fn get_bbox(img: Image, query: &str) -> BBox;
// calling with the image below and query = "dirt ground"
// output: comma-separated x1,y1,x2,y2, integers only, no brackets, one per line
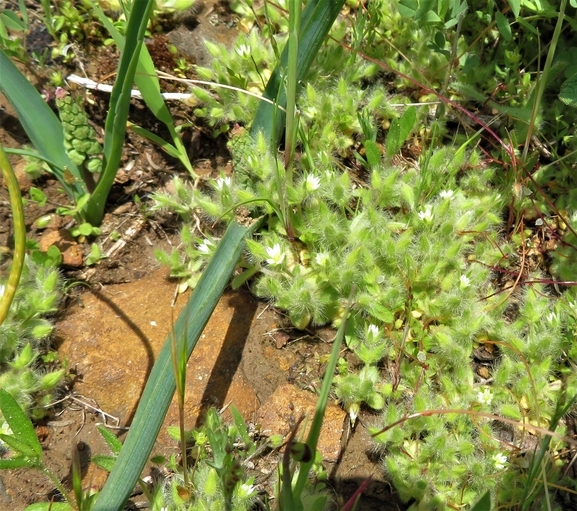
0,1,404,510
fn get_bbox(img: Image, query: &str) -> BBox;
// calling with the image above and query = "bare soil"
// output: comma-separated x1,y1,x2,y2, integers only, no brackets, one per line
0,1,403,510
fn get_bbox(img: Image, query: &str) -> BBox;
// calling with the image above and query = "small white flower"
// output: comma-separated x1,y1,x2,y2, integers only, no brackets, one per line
492,452,508,470
265,244,285,266
303,106,318,119
439,189,455,200
238,481,256,498
477,387,493,406
305,174,321,192
235,44,251,59
459,274,471,289
315,252,330,266
546,311,559,324
197,238,215,254
0,284,5,298
214,176,232,190
366,324,380,343
417,205,433,223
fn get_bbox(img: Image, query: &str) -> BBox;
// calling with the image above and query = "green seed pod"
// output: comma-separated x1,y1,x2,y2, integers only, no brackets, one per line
40,369,65,390
86,158,102,173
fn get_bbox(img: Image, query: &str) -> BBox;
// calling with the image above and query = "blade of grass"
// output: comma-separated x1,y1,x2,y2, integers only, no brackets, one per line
92,221,251,511
251,0,346,145
0,144,26,326
89,0,196,177
84,0,155,226
0,50,85,198
292,287,355,501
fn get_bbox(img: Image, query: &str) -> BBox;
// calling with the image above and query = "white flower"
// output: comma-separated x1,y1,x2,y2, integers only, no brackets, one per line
492,452,508,470
305,174,321,192
303,106,318,119
237,481,256,498
214,176,232,190
197,239,214,254
0,422,13,446
546,311,559,324
459,274,471,289
439,189,455,200
235,44,251,59
366,324,380,343
477,387,493,406
0,284,5,298
417,205,433,223
265,244,285,266
315,252,330,266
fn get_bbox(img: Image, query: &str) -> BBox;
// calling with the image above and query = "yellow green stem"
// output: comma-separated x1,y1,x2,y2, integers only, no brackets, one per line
0,144,26,326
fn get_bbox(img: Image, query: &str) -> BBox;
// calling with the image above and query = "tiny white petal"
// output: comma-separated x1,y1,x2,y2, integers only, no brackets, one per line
214,176,232,190
439,189,455,200
460,274,471,289
477,388,493,405
315,252,330,266
492,452,508,470
305,174,321,192
417,205,433,223
235,44,251,59
265,244,285,266
197,239,214,254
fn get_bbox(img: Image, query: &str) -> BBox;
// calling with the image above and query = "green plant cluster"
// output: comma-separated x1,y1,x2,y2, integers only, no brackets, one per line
150,4,577,507
0,255,64,424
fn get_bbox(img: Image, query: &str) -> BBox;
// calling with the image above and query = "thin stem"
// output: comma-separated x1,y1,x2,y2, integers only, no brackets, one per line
521,0,568,164
0,145,26,327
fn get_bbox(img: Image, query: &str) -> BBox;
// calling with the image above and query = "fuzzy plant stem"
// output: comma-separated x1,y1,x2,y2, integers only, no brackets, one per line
0,144,26,326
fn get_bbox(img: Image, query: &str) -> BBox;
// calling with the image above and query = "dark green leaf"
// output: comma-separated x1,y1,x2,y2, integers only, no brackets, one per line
495,11,512,41
0,50,84,198
471,490,491,511
509,0,520,17
560,73,577,107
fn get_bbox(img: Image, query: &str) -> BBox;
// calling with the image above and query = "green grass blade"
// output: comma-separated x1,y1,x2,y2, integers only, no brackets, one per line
0,50,85,198
0,389,42,461
92,221,250,511
293,288,354,499
128,123,182,159
0,144,26,327
251,0,346,145
90,0,195,177
84,0,155,226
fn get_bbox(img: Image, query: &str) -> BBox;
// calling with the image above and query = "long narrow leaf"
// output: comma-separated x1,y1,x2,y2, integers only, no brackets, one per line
92,221,250,511
0,50,85,198
85,0,155,226
251,0,346,145
90,0,195,176
293,288,354,498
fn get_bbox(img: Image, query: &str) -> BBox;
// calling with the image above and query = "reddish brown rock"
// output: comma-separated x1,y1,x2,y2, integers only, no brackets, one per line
256,383,346,462
55,269,260,447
